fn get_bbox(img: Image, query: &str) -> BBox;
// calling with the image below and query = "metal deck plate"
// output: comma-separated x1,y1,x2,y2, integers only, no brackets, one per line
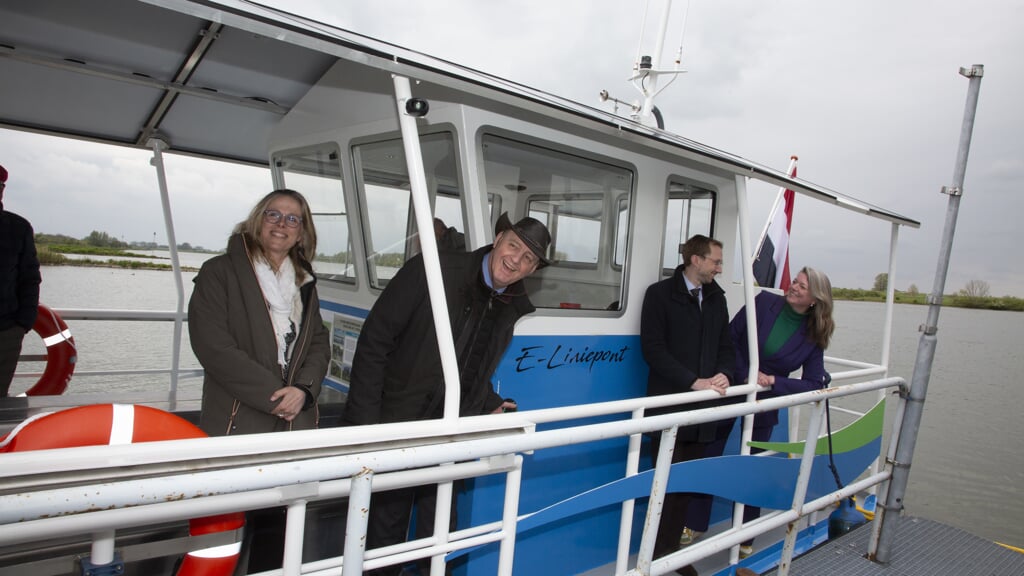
761,516,1024,576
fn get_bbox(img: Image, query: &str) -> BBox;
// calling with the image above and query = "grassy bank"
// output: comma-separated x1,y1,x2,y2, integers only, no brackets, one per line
37,245,199,272
833,288,1024,312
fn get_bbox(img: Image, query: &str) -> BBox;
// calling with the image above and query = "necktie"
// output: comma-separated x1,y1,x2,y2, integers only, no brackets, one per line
691,287,701,309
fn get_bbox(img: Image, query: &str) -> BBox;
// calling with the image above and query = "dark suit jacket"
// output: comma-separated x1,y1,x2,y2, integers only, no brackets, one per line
730,291,830,430
641,265,735,443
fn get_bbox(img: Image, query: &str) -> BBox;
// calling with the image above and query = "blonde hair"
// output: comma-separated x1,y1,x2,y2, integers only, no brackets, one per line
233,189,317,283
801,266,835,349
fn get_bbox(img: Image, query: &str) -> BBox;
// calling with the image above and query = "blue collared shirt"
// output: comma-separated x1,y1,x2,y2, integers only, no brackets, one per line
481,253,507,294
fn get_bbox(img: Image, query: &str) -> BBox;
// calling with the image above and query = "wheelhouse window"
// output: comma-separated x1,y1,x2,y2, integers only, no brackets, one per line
662,180,715,275
273,144,354,284
353,132,463,289
482,134,633,311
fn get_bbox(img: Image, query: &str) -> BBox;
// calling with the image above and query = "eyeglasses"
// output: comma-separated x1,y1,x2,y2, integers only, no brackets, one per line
263,209,303,229
700,255,724,267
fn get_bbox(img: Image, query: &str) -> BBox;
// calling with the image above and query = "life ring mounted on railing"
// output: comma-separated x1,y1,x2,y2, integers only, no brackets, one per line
24,303,76,396
0,404,245,576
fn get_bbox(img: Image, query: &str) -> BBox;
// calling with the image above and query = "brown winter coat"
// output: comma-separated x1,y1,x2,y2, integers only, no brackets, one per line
189,233,330,436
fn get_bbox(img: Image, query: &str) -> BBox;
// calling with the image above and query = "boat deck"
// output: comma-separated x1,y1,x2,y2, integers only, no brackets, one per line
757,516,1024,576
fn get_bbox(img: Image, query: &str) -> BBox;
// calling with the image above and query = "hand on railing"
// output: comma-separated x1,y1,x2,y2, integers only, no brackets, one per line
692,373,730,396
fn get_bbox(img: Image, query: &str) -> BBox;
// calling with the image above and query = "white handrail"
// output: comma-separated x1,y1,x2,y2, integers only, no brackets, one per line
0,377,904,576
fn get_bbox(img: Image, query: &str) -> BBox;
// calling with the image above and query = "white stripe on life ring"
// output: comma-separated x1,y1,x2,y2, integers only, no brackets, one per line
108,404,135,445
0,412,55,449
42,329,73,347
186,541,242,559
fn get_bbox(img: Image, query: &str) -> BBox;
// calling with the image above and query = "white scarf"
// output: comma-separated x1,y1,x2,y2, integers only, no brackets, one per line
254,257,304,372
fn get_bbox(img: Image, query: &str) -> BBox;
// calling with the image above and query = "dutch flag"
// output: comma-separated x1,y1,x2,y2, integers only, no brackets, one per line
753,158,797,292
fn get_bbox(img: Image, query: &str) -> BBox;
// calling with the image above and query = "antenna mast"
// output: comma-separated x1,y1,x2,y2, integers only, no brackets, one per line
600,0,688,129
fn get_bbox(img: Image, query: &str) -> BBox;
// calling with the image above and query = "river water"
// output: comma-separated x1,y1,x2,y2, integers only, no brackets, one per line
14,262,1024,548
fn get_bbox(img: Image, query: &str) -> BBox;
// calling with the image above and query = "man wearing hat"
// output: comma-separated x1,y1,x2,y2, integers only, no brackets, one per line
0,164,41,397
343,211,551,574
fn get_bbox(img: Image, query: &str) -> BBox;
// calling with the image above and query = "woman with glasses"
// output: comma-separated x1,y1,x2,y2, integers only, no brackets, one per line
188,189,330,571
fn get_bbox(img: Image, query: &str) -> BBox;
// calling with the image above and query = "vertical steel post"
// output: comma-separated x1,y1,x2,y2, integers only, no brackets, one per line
497,456,524,576
635,425,677,575
428,478,454,576
615,408,646,574
775,401,827,576
343,469,374,575
90,530,116,565
732,172,759,562
392,75,461,424
871,64,984,563
147,137,184,406
282,499,308,576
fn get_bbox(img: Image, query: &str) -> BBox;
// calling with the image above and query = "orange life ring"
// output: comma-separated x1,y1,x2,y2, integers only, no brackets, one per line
0,404,245,576
25,303,76,396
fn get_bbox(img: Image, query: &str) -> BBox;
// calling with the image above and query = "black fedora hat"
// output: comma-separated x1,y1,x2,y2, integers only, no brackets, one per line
495,212,552,268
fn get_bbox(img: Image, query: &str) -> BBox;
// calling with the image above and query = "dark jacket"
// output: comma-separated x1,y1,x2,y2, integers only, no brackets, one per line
342,246,534,425
0,209,40,332
730,291,830,429
640,265,735,442
189,234,330,436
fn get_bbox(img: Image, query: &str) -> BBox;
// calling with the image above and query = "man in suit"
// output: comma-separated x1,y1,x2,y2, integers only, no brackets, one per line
640,234,735,575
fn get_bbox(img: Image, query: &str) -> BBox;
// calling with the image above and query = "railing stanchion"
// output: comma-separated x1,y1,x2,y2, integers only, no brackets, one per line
343,469,374,576
636,425,677,574
282,499,308,576
616,408,646,574
497,456,524,576
777,400,827,576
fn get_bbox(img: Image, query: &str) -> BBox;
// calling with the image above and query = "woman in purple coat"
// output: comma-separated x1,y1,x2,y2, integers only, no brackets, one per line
733,267,835,433
731,266,836,555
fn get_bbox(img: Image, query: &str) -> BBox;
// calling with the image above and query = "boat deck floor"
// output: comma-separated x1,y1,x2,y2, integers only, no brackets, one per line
584,514,1023,576
757,516,1024,576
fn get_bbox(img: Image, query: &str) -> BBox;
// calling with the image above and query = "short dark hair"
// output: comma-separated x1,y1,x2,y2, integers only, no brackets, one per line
679,234,722,267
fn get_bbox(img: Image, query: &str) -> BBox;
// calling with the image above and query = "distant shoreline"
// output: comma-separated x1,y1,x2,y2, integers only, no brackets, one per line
38,246,205,272
831,288,1023,312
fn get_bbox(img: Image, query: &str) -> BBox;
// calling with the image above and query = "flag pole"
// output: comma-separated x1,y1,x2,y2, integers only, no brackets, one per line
752,155,798,259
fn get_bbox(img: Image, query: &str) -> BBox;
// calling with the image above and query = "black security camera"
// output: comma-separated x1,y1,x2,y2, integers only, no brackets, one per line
405,98,429,117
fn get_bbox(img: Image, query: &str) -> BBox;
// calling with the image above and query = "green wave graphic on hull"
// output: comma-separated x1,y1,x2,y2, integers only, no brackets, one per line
748,398,885,455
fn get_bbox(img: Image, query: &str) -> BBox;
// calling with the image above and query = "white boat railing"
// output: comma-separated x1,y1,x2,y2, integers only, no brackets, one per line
0,376,905,576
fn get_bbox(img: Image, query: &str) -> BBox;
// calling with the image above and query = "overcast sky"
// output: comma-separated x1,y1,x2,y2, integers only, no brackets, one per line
1,0,1021,295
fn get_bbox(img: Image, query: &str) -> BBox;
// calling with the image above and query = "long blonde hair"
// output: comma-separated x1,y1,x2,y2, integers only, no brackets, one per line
801,266,835,349
233,189,317,283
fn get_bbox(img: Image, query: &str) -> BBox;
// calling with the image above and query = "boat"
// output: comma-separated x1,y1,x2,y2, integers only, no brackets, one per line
1,1,1019,575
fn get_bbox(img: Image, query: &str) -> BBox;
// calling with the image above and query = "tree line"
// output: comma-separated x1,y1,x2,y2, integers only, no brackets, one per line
35,231,212,252
833,273,1023,312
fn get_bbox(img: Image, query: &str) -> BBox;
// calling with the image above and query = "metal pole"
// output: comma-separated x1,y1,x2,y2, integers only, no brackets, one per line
91,530,116,565
343,469,374,576
775,401,827,576
871,64,983,564
497,456,524,576
391,75,461,423
282,499,308,576
732,173,759,561
429,478,454,576
635,425,678,575
638,0,672,122
147,137,185,407
615,408,645,574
